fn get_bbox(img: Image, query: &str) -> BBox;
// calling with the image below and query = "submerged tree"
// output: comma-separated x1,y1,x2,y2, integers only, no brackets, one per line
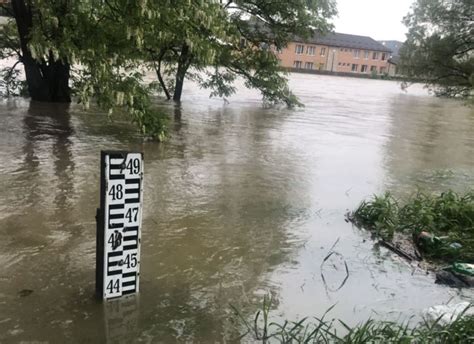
143,0,337,104
399,0,473,99
1,0,337,139
2,0,168,139
5,0,72,102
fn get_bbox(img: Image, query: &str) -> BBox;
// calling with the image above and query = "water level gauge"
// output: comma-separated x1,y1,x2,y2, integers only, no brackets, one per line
96,151,143,300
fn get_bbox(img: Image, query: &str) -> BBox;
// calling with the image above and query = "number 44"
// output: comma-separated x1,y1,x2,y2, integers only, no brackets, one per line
106,279,120,294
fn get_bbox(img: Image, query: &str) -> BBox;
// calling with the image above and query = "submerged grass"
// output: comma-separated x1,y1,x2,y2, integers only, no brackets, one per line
232,296,474,343
350,190,474,263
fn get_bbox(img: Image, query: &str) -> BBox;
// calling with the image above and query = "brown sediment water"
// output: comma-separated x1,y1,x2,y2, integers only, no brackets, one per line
0,74,473,342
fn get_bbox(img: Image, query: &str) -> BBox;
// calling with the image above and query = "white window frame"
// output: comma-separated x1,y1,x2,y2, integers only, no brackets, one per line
293,60,303,68
295,44,305,55
320,47,326,57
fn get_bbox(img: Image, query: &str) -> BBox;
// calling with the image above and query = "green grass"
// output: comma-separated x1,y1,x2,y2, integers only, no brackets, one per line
350,190,474,263
232,296,474,343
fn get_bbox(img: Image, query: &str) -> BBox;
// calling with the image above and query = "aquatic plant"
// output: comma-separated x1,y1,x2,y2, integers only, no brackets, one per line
351,190,474,263
349,192,399,240
232,296,474,343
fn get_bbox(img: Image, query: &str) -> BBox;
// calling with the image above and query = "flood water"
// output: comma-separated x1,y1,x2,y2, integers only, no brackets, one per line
0,74,473,342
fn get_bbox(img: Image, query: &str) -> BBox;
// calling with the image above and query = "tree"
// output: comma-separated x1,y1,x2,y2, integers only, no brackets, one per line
142,0,337,103
2,0,168,139
1,1,336,139
399,0,473,99
4,0,72,102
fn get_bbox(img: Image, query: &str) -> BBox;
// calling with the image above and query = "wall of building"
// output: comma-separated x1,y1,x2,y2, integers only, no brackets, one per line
277,42,391,75
277,42,330,71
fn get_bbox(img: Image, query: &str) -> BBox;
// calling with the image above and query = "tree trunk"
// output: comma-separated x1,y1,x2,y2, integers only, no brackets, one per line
172,43,192,102
173,69,185,102
11,0,71,103
154,50,171,100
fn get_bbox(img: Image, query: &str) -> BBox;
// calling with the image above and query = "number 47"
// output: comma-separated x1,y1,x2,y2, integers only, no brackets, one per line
125,207,139,223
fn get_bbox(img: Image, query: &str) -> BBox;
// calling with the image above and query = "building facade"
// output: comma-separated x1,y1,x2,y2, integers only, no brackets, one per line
379,40,404,77
277,32,392,75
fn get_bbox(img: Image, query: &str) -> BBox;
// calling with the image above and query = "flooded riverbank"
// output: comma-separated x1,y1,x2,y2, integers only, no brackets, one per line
0,74,473,342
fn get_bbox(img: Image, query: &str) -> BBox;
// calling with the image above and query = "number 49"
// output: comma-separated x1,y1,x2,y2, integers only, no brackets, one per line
126,158,140,175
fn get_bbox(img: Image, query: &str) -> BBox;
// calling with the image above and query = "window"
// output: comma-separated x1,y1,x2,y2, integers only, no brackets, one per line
239,38,247,48
381,53,387,61
370,66,377,72
320,47,326,56
340,48,344,51
364,50,369,59
295,44,304,54
353,49,360,58
305,62,314,69
380,66,386,74
306,46,316,55
351,64,358,72
361,65,368,73
293,60,303,68
372,52,379,60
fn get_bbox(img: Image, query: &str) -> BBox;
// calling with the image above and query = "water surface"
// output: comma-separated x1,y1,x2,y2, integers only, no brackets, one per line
0,74,473,342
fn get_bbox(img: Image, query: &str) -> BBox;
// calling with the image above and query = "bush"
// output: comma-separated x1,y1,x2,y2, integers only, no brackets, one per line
351,190,474,262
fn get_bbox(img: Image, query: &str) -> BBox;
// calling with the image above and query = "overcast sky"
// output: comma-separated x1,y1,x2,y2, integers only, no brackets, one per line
332,0,415,41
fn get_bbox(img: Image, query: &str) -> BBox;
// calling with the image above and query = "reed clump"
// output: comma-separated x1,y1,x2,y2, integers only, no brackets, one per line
350,190,474,263
232,296,474,343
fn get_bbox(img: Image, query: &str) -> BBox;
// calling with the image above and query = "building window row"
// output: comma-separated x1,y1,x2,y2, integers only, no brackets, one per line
335,48,387,61
293,61,316,70
295,44,326,57
337,64,388,74
293,44,387,61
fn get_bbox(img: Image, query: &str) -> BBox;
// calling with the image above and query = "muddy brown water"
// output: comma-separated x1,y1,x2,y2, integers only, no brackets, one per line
0,74,473,342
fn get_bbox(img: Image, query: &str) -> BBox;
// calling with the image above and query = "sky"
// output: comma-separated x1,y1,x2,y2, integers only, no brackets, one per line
332,0,415,41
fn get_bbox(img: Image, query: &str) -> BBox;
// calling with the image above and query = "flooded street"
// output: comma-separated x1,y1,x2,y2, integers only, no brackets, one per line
0,74,473,342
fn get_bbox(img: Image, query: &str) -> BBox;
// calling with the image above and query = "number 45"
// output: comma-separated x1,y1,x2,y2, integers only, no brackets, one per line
124,253,138,268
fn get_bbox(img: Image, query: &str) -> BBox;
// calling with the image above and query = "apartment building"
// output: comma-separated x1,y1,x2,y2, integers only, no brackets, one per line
277,32,392,75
